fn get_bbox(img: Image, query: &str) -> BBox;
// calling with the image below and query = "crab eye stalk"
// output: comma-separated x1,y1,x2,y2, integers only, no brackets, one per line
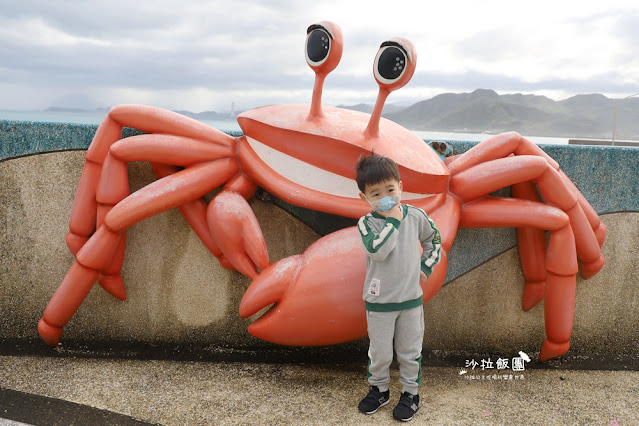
305,21,343,120
365,37,417,138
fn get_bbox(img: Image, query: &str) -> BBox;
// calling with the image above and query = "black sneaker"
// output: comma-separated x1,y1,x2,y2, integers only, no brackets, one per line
358,386,390,414
393,392,419,421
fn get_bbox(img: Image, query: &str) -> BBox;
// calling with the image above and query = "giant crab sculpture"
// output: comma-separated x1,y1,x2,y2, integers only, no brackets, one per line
38,22,606,362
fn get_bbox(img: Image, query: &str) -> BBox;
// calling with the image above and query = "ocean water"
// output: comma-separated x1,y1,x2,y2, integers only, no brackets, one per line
411,130,568,145
0,109,568,145
0,109,243,133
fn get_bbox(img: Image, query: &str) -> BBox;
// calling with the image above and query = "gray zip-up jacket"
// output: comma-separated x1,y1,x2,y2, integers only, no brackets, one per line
358,204,442,312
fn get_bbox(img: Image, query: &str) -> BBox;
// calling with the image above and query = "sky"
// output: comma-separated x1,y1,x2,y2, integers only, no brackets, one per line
1,0,638,113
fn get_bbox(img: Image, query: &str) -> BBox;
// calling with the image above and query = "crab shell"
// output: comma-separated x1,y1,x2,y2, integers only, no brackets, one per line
237,104,449,219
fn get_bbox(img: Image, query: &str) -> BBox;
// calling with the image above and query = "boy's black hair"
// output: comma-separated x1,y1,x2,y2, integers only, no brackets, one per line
355,153,401,193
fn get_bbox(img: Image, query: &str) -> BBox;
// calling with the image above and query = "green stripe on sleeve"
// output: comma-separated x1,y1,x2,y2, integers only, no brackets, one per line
359,216,400,254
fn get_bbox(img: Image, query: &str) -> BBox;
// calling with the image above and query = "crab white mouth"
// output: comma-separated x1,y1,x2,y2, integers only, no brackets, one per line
246,136,431,200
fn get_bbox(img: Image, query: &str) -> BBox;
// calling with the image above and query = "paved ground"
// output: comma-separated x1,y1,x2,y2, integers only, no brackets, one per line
1,342,637,425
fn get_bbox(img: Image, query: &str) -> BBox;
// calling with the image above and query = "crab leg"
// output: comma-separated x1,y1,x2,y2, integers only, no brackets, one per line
93,144,130,299
511,181,547,311
450,155,604,279
558,170,608,274
451,152,605,360
38,158,238,347
89,134,236,299
67,114,122,254
446,132,559,174
460,197,577,361
152,162,263,276
151,163,227,265
447,131,605,248
67,105,235,254
97,234,128,300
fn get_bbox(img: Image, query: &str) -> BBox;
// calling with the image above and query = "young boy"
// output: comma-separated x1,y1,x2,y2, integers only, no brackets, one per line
355,153,441,422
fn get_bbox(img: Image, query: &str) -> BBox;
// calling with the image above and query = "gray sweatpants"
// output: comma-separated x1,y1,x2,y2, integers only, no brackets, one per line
366,305,424,395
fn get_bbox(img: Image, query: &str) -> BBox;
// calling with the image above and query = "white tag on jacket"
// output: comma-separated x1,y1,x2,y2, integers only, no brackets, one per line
368,279,381,296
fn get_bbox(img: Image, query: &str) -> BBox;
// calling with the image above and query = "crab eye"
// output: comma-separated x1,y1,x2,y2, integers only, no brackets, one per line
305,22,343,74
306,27,331,66
375,43,407,83
372,38,416,91
377,46,406,82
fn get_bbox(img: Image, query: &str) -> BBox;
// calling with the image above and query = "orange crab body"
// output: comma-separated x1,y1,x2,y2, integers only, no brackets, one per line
38,22,605,362
237,103,448,216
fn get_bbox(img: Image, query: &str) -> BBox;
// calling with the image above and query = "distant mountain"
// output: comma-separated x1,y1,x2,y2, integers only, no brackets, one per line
45,106,110,113
382,89,639,140
337,103,407,115
174,110,236,121
43,90,639,140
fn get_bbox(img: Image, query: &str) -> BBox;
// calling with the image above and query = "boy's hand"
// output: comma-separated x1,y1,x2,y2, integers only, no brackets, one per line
379,204,403,222
419,271,428,283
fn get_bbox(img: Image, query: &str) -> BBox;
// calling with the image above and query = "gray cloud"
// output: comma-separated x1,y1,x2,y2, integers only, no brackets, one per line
1,1,638,112
0,1,310,93
455,30,525,62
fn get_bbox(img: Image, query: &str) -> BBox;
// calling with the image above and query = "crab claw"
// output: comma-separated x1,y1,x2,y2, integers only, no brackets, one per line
207,191,269,279
239,227,367,346
239,255,302,319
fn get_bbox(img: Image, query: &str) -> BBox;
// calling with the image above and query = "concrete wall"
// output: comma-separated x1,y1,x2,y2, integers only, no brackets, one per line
1,121,638,358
